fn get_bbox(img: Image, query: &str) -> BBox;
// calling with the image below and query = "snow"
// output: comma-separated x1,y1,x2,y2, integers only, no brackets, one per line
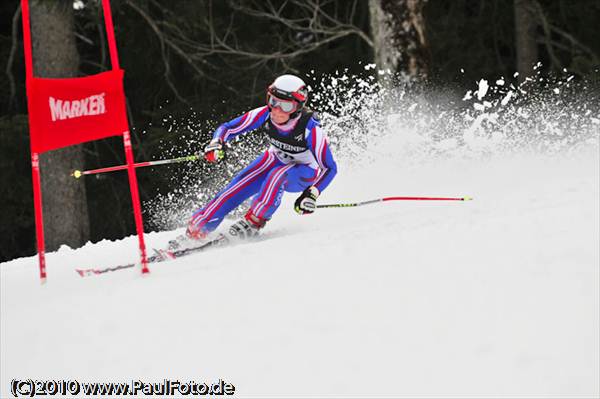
501,91,514,106
2,72,599,397
477,79,489,100
2,148,598,397
474,102,485,111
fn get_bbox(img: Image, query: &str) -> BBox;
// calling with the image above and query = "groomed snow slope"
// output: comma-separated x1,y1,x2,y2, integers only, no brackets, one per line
2,145,598,397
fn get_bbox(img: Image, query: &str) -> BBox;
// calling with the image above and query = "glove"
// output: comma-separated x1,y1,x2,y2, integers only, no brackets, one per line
204,140,225,163
294,186,319,215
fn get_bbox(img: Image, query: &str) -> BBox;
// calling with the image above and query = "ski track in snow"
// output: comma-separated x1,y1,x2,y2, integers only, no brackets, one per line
2,73,600,397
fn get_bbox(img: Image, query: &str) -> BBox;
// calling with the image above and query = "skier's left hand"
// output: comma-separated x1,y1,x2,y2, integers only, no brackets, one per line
204,140,225,163
294,186,319,215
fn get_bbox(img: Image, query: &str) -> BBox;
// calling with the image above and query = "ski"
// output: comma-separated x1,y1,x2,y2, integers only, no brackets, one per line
75,235,228,277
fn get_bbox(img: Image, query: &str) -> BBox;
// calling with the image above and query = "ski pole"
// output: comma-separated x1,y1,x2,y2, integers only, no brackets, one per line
71,154,200,178
317,196,473,208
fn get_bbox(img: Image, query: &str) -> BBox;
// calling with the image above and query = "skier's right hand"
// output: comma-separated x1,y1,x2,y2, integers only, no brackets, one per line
204,140,225,163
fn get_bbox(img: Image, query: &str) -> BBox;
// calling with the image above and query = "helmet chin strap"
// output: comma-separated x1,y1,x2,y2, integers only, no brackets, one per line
289,108,302,119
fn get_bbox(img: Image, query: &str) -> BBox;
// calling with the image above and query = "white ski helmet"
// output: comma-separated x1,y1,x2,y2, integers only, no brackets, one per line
267,74,308,114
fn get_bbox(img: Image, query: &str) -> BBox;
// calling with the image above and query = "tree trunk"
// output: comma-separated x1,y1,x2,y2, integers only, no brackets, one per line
29,0,90,251
514,0,539,82
369,0,429,79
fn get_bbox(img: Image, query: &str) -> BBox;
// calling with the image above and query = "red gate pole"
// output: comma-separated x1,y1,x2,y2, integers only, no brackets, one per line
31,153,47,281
123,131,149,274
102,0,148,273
21,0,46,282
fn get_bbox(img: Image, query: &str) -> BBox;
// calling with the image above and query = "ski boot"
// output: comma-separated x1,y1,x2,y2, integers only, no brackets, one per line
167,223,209,251
226,211,267,241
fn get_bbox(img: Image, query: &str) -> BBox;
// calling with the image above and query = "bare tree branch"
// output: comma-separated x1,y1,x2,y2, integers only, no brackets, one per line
125,0,237,95
125,0,188,104
534,1,563,70
549,25,599,63
119,1,369,102
6,4,21,110
96,3,107,69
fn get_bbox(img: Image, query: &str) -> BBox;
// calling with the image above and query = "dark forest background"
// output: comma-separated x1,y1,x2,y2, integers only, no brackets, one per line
1,0,598,262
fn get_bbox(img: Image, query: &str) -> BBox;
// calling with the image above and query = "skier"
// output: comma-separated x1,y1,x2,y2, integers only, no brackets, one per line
185,74,337,242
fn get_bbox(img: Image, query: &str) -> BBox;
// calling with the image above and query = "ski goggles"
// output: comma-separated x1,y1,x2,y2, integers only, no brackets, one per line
267,94,298,113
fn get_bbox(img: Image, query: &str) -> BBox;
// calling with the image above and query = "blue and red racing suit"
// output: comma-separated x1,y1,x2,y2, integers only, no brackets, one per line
189,105,337,234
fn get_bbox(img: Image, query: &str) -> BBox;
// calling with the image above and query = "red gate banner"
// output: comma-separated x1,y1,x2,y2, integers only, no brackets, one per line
27,70,129,153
